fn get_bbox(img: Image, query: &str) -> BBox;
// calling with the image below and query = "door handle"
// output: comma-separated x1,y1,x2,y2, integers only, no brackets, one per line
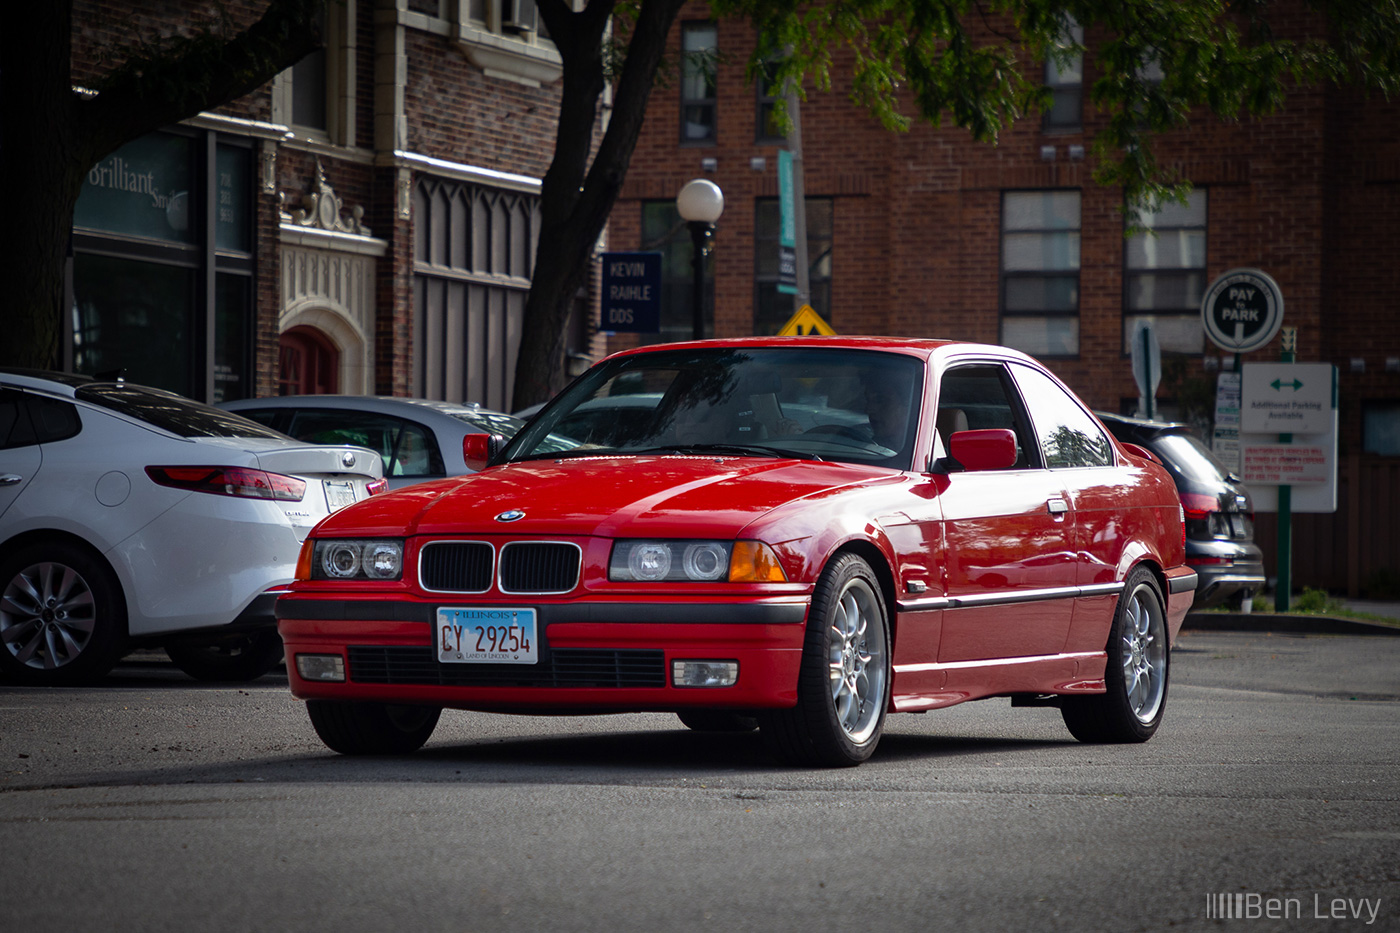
1046,497,1068,515
0,474,23,487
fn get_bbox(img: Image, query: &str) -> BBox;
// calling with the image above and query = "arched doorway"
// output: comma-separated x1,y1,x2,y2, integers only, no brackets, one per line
278,326,339,395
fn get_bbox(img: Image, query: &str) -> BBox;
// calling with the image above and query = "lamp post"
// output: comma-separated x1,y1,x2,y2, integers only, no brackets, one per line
675,178,724,340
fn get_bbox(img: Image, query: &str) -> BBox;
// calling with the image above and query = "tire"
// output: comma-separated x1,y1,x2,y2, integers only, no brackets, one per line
0,541,127,685
165,630,285,682
677,710,759,733
1062,566,1169,743
760,553,891,767
306,700,442,755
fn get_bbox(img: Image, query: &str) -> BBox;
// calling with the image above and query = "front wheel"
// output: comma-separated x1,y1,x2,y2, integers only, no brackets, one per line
306,700,442,755
1061,566,1169,743
761,553,890,767
0,542,127,685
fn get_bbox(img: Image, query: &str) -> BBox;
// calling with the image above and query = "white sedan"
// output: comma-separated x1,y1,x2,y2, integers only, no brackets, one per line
0,370,385,685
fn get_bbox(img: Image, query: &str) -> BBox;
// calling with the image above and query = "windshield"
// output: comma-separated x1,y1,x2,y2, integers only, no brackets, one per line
503,347,925,469
1152,432,1236,485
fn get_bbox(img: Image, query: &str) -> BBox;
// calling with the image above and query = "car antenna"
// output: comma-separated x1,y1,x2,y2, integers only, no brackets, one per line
94,368,126,383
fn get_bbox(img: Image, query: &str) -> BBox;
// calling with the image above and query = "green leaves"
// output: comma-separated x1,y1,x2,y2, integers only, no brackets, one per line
713,0,1400,209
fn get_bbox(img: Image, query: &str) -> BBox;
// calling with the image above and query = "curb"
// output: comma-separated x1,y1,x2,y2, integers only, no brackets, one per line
1182,612,1400,637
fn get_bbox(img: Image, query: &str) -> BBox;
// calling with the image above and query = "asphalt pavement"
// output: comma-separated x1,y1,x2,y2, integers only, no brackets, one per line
1183,598,1400,636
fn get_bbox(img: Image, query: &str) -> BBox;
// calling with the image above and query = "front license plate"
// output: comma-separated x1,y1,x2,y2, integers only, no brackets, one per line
324,480,357,512
437,608,538,664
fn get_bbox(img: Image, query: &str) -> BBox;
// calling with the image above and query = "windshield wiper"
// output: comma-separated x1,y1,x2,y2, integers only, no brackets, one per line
629,443,817,461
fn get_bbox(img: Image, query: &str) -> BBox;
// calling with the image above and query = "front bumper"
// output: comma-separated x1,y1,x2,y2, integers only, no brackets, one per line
276,596,809,712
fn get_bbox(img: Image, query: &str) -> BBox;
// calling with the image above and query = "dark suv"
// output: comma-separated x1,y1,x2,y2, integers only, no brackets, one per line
1097,412,1266,609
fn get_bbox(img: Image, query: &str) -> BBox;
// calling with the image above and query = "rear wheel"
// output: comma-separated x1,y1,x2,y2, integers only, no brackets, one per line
761,553,890,767
1062,566,1169,743
0,542,126,685
165,630,285,682
306,700,442,755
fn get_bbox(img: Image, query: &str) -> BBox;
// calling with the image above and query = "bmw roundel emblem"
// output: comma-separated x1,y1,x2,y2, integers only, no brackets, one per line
341,451,357,468
495,509,526,523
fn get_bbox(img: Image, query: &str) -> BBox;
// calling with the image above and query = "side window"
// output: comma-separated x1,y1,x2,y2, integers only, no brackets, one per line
27,396,81,444
935,364,1036,469
0,391,37,449
391,422,442,477
1010,364,1113,468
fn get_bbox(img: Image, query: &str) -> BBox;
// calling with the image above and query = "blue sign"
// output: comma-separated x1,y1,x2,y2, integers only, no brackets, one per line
600,251,662,333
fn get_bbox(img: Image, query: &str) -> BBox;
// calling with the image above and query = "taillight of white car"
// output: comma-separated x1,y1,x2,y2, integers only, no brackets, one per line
145,466,307,500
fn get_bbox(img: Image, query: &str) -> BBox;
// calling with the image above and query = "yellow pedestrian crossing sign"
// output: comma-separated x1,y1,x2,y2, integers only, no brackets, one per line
776,305,836,336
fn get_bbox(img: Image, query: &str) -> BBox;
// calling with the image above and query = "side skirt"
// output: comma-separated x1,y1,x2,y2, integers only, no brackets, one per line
890,651,1107,713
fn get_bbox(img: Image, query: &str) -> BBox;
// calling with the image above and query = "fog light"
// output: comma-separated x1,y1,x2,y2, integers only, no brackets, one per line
672,659,738,688
296,654,346,682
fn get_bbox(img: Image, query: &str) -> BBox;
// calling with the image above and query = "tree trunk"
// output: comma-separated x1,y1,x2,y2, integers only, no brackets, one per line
510,0,688,410
0,0,321,371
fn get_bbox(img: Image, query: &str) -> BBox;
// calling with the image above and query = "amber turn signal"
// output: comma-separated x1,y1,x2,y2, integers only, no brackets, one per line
728,541,787,582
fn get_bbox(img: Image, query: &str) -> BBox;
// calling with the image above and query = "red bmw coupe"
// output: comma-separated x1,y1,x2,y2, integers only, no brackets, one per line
278,338,1195,766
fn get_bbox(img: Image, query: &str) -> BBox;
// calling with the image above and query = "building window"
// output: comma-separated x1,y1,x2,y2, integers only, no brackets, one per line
1363,401,1400,456
1124,190,1207,354
274,1,352,144
1043,17,1083,132
1001,190,1080,357
681,23,718,144
640,201,711,343
71,131,255,401
754,197,833,335
756,58,785,144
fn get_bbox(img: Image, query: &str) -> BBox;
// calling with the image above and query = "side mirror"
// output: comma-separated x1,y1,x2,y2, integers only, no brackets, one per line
949,428,1018,472
463,433,505,473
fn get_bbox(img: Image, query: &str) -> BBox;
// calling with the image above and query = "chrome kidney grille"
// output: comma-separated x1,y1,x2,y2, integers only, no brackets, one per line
500,542,581,594
420,542,494,592
419,540,581,594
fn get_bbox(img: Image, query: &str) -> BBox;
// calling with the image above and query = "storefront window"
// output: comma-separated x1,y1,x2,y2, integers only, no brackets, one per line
71,131,254,401
73,256,193,391
74,134,194,245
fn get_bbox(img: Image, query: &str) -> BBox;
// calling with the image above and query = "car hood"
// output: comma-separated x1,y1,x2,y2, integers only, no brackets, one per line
316,455,890,539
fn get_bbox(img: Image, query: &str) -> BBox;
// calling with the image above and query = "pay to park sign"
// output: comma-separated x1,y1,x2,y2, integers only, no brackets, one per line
1201,268,1284,354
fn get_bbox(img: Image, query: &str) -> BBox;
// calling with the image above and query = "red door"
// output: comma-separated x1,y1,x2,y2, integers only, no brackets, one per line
279,327,338,395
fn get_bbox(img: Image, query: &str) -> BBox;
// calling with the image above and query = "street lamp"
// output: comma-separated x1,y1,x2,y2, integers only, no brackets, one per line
675,178,724,340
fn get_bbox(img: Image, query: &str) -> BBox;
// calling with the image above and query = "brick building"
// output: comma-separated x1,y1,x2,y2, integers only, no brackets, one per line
606,5,1400,594
67,0,592,412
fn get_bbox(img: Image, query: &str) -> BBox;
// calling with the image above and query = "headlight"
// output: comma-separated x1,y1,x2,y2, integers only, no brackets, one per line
609,540,786,583
309,539,404,581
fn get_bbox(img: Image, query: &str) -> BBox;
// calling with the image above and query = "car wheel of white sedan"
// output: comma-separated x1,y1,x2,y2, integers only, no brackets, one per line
164,630,285,683
761,553,890,767
0,541,127,685
307,700,442,755
1061,566,1169,743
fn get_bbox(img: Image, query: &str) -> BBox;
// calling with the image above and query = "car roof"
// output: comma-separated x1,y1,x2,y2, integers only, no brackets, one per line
0,368,97,395
1094,410,1193,437
602,335,963,360
220,395,500,417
